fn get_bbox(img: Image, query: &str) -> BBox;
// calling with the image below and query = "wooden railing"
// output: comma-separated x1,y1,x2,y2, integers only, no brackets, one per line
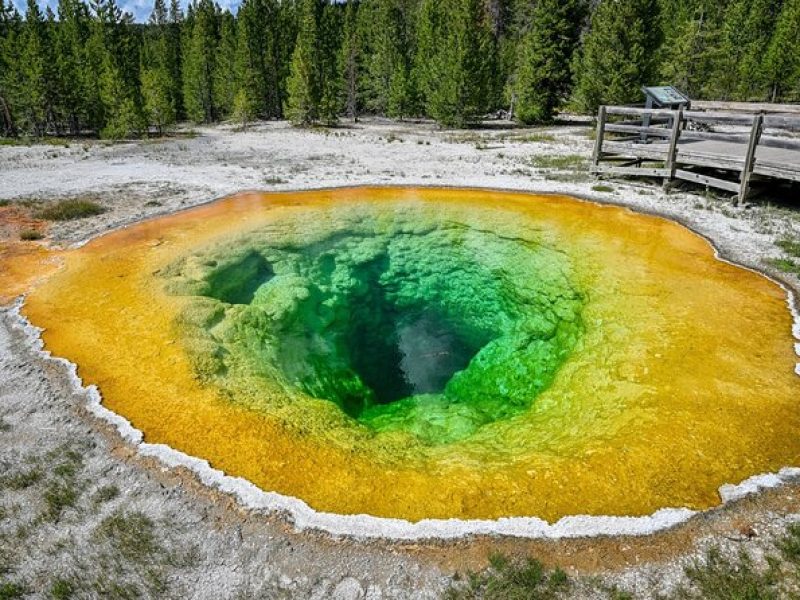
591,105,800,203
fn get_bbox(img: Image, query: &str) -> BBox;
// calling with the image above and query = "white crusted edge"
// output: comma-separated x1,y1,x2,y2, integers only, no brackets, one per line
6,240,800,541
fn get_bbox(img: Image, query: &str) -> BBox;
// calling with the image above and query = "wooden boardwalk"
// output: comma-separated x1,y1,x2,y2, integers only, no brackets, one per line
591,102,800,203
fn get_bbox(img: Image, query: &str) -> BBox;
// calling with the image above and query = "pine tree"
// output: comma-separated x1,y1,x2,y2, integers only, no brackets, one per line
98,54,142,139
260,0,284,119
374,0,405,117
361,0,415,117
417,0,492,127
213,10,236,117
513,0,586,123
736,0,783,100
285,0,321,124
762,0,800,101
54,0,94,134
339,0,360,120
232,0,262,121
275,0,300,118
19,0,53,135
232,87,258,129
167,0,184,118
0,0,23,136
91,0,144,138
571,0,663,112
657,1,726,100
234,0,284,121
43,6,63,133
414,0,439,110
141,0,177,133
318,0,343,124
141,66,175,134
709,0,782,101
182,0,218,123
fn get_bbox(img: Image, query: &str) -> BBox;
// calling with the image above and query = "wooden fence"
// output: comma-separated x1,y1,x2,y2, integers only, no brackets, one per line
590,103,800,203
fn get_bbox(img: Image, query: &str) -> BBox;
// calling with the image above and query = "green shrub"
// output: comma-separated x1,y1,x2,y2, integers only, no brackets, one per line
37,199,105,221
20,229,44,241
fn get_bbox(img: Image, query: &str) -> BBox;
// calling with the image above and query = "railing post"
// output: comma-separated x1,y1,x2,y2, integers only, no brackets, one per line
664,108,683,188
738,113,763,205
591,106,607,172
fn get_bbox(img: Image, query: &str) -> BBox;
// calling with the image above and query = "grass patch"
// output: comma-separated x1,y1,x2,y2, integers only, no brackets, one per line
779,522,800,563
264,176,288,185
0,136,73,147
1,467,42,491
675,547,779,600
93,510,173,596
517,133,557,143
767,257,800,275
19,229,43,241
51,448,83,479
93,485,120,504
0,582,24,600
607,587,634,600
41,446,83,520
776,238,800,258
50,579,74,600
445,133,482,145
592,184,615,193
543,171,592,183
96,511,159,564
444,552,568,599
0,418,10,433
440,525,800,600
90,576,144,600
0,200,10,207
144,200,162,208
36,199,105,221
530,154,587,170
43,482,78,521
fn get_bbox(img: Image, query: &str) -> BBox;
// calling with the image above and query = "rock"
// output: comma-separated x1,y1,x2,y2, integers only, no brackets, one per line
331,577,365,600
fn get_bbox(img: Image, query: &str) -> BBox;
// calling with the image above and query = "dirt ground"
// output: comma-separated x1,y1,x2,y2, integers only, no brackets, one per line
1,118,799,599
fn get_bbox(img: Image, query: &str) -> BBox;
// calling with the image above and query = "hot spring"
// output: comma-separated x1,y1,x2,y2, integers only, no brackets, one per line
18,187,800,525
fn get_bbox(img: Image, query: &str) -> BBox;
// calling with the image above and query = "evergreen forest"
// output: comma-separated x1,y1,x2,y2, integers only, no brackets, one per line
1,0,799,138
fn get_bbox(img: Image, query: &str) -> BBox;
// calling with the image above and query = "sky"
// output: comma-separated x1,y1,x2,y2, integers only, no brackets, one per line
11,0,242,22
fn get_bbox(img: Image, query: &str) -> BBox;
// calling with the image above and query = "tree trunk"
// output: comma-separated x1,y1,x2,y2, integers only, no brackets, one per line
0,95,16,137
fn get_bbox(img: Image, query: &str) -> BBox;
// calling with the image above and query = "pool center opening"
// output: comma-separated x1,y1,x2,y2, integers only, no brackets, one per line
301,256,485,418
168,213,585,444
